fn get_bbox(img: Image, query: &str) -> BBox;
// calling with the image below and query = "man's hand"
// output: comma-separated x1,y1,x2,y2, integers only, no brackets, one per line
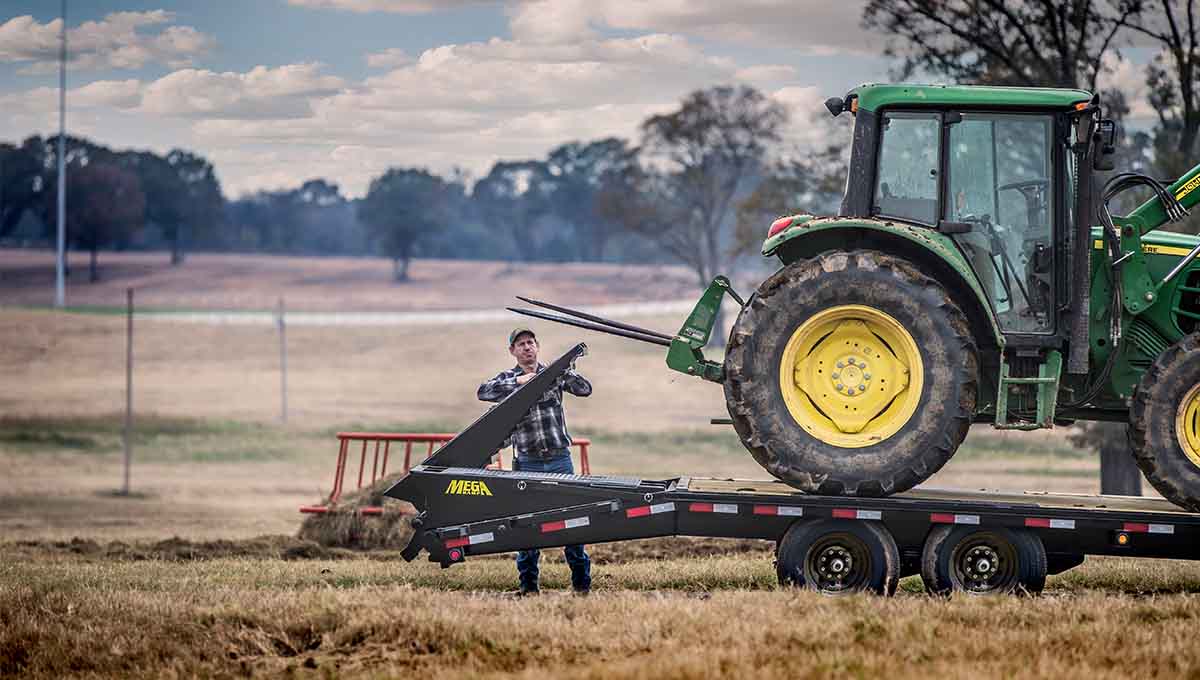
516,372,536,385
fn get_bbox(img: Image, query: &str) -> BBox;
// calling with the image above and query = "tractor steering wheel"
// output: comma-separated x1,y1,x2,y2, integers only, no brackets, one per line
997,178,1049,194
997,178,1049,232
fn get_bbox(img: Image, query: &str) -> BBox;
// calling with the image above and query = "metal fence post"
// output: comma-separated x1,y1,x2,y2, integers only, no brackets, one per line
122,287,132,495
277,296,288,424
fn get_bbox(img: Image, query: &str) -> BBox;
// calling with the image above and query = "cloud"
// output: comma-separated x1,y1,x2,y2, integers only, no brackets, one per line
0,79,142,115
508,0,871,55
365,48,413,68
175,32,828,195
0,11,215,74
288,0,490,13
140,64,346,119
0,11,840,198
736,64,799,85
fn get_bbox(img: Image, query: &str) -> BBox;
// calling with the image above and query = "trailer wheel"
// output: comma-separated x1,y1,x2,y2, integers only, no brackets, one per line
724,250,978,496
776,519,899,595
920,525,1046,596
1130,333,1200,511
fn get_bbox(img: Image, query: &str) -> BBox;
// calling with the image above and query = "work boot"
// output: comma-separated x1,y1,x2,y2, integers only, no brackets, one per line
572,586,590,597
508,584,539,598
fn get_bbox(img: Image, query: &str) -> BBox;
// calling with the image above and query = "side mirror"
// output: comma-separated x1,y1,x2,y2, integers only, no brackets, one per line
1093,119,1118,171
824,97,844,117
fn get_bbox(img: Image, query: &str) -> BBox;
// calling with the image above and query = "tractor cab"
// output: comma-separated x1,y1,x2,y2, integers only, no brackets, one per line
827,84,1098,342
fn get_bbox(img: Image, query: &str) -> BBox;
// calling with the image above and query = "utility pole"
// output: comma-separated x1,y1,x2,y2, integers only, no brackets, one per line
55,0,67,308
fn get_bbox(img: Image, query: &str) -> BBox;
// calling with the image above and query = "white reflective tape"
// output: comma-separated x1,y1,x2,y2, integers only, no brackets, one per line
713,503,738,514
1149,523,1175,534
564,517,590,529
469,532,495,545
1049,519,1075,530
651,502,675,514
955,514,980,525
778,506,804,516
857,510,882,520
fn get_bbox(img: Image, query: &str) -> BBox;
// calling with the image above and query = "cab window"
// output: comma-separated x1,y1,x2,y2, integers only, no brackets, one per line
873,112,940,225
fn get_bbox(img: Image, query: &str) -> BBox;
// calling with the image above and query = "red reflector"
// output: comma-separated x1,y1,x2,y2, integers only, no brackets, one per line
690,502,714,513
448,549,462,560
445,536,469,549
832,508,857,519
626,506,651,518
930,513,955,524
1025,518,1052,528
541,520,567,533
753,505,778,515
767,216,793,238
1123,522,1149,533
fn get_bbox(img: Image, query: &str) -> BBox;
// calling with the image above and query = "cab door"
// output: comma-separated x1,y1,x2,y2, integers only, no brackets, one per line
943,112,1058,335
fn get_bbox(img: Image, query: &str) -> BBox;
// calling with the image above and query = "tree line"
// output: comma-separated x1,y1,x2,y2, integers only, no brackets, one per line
0,84,844,288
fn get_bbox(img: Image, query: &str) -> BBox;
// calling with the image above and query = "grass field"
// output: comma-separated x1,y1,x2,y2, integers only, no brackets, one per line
2,250,1195,678
6,544,1200,678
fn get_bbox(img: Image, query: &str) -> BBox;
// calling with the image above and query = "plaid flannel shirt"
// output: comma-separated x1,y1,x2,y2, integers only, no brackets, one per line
477,363,592,460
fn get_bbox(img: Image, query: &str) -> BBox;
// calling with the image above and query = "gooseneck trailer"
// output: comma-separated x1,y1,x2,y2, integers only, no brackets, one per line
387,345,1200,596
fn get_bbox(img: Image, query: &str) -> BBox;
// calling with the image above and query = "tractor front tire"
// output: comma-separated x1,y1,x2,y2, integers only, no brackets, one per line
1130,333,1200,511
724,250,979,496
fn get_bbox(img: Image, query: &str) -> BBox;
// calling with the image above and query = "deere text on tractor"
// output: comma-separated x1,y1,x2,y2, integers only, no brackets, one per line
511,83,1200,512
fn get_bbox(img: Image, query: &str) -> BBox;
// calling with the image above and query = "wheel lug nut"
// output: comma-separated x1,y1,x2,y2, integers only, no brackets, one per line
847,358,856,366
831,372,840,379
836,361,844,368
836,383,844,391
863,373,871,380
846,388,855,396
858,384,866,392
859,364,868,371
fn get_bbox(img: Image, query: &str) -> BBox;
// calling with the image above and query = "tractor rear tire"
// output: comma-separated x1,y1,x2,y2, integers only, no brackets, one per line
1129,333,1200,511
724,250,979,496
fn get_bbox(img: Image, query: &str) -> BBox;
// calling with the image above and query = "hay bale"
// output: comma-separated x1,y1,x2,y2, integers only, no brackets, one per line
297,473,416,550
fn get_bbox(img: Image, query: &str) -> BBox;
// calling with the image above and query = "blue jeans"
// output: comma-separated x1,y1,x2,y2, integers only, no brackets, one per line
513,451,591,591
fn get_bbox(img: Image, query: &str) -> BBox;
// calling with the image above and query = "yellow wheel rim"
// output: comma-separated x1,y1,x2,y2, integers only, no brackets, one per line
779,305,924,449
1175,382,1200,469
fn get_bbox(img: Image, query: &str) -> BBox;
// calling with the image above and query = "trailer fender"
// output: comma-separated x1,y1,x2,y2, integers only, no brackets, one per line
764,217,1003,349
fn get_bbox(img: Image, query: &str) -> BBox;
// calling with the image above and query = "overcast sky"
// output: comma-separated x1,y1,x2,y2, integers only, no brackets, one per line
0,1,1153,198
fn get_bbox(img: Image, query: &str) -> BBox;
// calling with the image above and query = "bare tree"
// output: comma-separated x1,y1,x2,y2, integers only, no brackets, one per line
604,85,788,288
863,0,1135,89
1122,1,1200,176
734,122,850,256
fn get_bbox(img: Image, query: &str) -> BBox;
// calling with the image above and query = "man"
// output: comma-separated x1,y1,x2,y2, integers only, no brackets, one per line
477,327,593,596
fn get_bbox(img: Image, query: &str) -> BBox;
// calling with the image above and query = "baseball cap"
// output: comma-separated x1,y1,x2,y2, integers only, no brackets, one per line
508,327,536,347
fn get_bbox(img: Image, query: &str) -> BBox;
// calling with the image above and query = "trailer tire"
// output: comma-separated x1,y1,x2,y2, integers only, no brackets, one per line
725,250,978,496
776,519,899,595
1130,333,1200,511
920,525,1046,596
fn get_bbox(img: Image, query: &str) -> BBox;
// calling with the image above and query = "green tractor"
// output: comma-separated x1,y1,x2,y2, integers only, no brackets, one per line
513,83,1200,512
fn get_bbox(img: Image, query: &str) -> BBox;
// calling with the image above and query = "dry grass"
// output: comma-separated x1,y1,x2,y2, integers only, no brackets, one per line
296,474,416,550
1,250,1180,677
4,548,1200,679
0,249,698,311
